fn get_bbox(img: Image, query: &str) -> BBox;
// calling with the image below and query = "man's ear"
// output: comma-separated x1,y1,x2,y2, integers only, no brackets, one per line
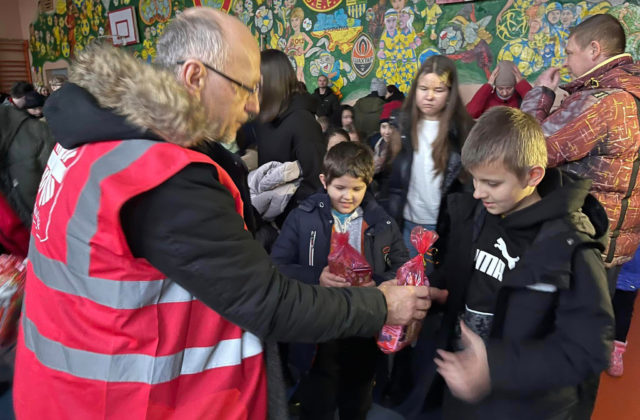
178,60,206,100
319,174,327,189
589,40,603,61
527,165,545,188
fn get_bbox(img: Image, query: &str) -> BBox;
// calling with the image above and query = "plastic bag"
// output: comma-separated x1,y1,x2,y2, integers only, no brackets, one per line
327,232,372,286
0,255,26,347
377,227,438,354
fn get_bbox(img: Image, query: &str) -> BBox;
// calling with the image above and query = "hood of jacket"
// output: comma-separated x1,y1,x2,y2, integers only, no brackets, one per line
502,168,608,245
562,54,640,99
313,88,334,99
43,44,217,149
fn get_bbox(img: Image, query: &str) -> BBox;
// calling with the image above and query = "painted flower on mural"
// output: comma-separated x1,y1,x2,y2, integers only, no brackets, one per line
138,39,157,63
157,22,166,36
303,18,312,31
255,6,274,34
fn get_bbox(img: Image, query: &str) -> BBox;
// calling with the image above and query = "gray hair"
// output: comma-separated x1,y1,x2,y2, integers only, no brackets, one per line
155,12,228,75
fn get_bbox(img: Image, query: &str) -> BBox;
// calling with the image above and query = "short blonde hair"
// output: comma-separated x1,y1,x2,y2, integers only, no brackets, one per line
462,107,547,179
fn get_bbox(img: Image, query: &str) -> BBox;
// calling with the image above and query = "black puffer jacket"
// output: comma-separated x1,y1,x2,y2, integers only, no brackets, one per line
0,106,55,227
384,117,470,262
425,169,614,420
255,92,326,205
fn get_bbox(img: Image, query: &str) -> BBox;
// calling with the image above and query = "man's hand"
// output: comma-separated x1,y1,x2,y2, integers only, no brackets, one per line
534,67,561,90
378,280,431,325
319,266,349,288
488,66,499,86
434,321,491,403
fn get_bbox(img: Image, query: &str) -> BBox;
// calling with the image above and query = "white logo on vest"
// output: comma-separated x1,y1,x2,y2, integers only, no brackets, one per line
33,144,81,242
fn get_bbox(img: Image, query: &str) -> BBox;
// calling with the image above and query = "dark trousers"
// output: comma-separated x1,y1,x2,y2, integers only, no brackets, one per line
613,288,639,342
296,337,378,420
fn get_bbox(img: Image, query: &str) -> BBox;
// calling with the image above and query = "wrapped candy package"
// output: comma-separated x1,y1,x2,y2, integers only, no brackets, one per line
377,227,438,354
327,232,372,286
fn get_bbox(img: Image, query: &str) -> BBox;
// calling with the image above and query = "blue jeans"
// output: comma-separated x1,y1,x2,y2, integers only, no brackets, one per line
403,220,436,276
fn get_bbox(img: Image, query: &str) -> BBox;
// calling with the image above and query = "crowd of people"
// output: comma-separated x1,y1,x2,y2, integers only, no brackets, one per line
0,8,638,420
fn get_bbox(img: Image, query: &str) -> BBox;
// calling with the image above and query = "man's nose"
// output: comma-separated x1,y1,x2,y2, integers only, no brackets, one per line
245,91,260,115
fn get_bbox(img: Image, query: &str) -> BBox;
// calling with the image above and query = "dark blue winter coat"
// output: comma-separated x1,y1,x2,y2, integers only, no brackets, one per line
270,191,409,285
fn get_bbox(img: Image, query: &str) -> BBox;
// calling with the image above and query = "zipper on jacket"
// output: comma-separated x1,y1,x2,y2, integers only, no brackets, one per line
309,230,316,266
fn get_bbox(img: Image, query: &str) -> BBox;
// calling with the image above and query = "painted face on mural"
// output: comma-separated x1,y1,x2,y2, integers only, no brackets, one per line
291,16,301,31
529,18,542,35
399,11,410,29
415,72,450,120
560,9,575,27
547,10,561,25
384,15,397,32
390,0,406,12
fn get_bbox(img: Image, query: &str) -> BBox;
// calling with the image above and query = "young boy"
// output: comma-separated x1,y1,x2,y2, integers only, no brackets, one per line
431,107,613,418
270,141,408,420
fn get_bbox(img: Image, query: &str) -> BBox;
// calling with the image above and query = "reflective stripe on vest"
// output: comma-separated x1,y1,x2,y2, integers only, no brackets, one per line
18,140,266,418
22,315,263,384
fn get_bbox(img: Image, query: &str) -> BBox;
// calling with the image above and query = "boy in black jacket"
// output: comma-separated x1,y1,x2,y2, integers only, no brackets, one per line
270,141,408,419
432,107,614,419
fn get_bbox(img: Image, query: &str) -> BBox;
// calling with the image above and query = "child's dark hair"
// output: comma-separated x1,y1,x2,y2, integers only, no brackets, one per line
324,126,349,144
323,141,374,185
462,106,547,179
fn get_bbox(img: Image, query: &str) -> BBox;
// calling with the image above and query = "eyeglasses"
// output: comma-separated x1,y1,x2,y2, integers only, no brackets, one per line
176,60,259,96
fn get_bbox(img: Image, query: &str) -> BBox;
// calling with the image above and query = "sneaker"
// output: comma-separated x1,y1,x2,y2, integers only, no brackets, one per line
606,340,627,377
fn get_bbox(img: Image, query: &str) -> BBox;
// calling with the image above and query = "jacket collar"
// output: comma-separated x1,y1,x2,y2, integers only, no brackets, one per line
44,44,217,149
561,54,634,94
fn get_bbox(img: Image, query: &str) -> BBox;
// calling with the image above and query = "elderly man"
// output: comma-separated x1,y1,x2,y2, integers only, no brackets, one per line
13,8,437,420
521,13,640,418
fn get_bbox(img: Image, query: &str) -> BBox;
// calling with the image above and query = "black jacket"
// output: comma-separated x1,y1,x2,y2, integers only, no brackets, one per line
384,118,469,262
255,93,326,206
0,106,56,227
43,83,388,345
312,87,341,124
427,169,614,419
270,192,408,285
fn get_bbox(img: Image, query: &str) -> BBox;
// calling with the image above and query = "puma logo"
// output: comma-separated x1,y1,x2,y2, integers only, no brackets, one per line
494,238,519,270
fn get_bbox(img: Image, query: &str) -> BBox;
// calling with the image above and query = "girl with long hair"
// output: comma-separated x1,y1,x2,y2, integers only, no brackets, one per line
386,55,474,260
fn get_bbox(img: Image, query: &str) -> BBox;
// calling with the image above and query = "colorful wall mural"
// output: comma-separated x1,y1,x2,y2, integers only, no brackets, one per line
29,0,640,102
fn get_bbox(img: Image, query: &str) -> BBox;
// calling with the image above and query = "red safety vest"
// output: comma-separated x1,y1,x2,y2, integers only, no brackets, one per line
14,140,267,419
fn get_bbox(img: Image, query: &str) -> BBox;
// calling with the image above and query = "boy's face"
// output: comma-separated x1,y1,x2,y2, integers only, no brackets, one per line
320,174,367,214
469,161,543,217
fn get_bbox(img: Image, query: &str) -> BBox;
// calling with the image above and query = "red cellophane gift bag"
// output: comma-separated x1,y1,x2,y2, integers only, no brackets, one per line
327,232,372,286
377,226,438,354
0,254,26,347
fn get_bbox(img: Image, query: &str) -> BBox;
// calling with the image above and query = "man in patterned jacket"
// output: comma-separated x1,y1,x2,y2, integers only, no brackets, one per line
522,13,640,290
521,14,640,418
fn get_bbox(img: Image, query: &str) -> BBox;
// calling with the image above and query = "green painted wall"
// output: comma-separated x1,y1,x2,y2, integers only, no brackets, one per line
30,0,640,101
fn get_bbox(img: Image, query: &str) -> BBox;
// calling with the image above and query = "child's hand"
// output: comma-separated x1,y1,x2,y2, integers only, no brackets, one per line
319,266,349,287
434,321,491,403
360,279,376,287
